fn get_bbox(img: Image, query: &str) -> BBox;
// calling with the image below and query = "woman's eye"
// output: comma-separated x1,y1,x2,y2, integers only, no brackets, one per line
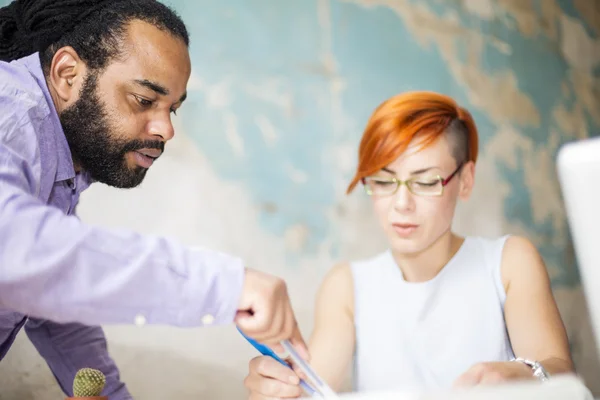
374,181,394,187
414,180,439,187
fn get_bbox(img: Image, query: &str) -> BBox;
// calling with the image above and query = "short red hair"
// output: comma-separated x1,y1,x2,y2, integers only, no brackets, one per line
347,91,479,193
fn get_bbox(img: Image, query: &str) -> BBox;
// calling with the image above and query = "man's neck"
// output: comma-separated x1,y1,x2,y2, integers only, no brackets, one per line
72,161,82,173
391,230,464,283
44,75,81,173
45,73,65,116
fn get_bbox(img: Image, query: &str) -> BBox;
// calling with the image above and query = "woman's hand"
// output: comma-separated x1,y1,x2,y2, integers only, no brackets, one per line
453,361,535,387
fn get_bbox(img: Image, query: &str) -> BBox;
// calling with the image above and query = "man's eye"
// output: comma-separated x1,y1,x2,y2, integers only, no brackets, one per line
135,96,153,107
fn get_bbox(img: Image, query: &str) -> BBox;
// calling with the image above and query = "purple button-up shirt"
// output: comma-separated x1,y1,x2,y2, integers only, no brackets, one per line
0,53,245,397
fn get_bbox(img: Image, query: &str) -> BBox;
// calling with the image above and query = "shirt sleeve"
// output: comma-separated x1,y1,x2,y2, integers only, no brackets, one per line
0,118,245,328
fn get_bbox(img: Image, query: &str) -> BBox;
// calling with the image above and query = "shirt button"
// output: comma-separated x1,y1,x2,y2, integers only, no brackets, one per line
201,314,215,325
134,314,146,326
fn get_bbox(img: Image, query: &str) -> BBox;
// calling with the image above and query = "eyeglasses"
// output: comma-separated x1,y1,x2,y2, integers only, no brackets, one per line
361,163,464,197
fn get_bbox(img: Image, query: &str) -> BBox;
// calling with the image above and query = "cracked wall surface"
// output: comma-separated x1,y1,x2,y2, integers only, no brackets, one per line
1,0,599,398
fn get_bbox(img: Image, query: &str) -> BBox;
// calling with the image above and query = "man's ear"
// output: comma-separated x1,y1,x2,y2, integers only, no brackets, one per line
47,46,86,105
458,160,475,201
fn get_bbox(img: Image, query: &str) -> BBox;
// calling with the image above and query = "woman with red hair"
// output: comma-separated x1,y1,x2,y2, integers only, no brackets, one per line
244,91,574,398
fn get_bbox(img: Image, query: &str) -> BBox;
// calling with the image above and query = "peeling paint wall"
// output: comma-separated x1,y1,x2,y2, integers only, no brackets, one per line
1,0,599,398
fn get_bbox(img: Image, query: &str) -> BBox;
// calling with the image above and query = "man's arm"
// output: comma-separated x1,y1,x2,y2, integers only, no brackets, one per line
24,319,131,399
0,133,244,327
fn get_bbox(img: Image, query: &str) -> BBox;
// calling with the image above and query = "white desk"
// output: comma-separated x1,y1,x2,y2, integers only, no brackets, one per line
333,375,592,400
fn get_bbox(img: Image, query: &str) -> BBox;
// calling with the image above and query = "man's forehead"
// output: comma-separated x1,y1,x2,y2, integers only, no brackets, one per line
116,20,190,90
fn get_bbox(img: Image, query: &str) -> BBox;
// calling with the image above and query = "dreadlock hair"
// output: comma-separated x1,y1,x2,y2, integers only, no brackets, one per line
0,0,189,74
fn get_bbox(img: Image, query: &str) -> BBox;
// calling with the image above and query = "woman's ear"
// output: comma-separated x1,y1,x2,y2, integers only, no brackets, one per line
458,161,475,201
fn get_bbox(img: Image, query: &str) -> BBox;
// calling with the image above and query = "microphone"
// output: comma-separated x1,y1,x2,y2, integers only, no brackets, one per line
70,368,106,399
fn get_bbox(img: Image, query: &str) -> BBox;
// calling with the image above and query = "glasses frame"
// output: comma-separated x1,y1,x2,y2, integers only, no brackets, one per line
361,163,464,197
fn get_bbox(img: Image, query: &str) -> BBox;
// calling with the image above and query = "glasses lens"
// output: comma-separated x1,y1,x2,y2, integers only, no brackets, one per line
363,177,397,196
408,178,443,196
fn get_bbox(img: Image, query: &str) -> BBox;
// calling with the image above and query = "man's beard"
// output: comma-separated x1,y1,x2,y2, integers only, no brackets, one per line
59,73,164,188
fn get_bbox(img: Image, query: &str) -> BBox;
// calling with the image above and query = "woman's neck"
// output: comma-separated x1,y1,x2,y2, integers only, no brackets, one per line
391,230,464,283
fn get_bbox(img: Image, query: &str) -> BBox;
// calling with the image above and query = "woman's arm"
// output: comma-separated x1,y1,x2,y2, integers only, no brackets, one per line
501,236,574,374
307,262,357,390
454,236,574,386
244,263,356,398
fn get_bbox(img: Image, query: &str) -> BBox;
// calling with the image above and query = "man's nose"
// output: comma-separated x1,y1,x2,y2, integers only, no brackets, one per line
147,116,175,142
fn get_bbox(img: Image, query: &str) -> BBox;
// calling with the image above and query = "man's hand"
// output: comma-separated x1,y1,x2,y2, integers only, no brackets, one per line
235,268,309,357
453,361,535,387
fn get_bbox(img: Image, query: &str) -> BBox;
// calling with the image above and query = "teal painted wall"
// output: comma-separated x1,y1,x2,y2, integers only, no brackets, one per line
170,0,599,286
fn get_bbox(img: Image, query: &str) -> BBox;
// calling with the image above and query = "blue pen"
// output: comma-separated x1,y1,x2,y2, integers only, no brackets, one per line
237,327,317,396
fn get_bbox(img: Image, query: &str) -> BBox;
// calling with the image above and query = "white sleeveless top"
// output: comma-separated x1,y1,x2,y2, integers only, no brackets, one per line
351,236,515,392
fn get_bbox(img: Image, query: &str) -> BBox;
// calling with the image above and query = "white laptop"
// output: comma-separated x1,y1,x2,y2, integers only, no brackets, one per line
330,137,600,400
557,136,600,356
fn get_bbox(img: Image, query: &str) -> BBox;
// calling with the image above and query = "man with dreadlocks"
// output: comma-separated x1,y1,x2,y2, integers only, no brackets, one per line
0,0,308,398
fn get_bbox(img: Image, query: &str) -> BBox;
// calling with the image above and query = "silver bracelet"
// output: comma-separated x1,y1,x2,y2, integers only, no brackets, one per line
511,357,550,382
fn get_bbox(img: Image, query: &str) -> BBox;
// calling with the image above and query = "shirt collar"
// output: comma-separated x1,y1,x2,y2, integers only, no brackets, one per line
21,53,92,188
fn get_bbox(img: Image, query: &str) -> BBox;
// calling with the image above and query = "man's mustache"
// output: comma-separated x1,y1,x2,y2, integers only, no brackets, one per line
122,140,165,153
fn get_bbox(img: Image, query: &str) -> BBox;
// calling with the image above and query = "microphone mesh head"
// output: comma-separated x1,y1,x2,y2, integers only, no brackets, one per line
73,368,106,397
